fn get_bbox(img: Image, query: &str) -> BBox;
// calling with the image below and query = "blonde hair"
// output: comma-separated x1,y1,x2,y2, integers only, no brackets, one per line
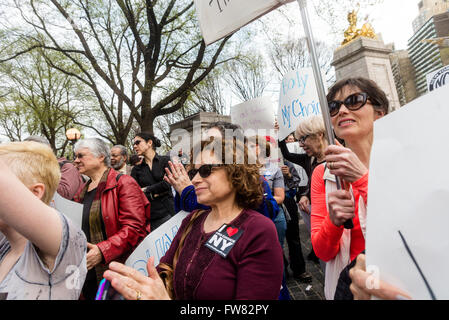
295,115,326,141
0,141,61,204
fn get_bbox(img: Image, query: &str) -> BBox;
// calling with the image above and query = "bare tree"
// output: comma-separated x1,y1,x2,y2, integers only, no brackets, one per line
0,49,85,154
0,0,239,143
223,55,269,102
268,37,336,84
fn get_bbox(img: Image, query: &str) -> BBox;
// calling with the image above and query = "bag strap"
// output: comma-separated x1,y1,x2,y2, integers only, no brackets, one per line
158,209,205,299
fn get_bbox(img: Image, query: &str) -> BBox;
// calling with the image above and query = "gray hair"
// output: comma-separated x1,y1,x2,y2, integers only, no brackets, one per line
112,145,128,157
24,135,51,147
74,138,111,167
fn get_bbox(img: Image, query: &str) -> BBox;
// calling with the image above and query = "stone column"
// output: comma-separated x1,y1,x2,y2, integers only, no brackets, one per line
332,36,401,112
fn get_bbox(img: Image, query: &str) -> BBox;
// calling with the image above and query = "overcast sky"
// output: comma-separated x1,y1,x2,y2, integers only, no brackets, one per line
370,0,421,50
305,0,422,50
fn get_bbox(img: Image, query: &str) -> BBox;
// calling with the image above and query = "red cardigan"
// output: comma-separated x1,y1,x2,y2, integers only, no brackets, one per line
75,169,148,264
310,164,368,262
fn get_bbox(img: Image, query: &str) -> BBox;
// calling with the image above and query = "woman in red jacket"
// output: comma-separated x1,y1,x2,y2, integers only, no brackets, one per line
310,77,389,299
73,138,148,300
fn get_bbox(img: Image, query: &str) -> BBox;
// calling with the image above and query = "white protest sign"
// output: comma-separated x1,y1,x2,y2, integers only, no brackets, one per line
231,96,275,131
50,192,83,228
366,86,449,299
278,68,323,141
125,211,189,275
194,0,294,45
426,65,449,92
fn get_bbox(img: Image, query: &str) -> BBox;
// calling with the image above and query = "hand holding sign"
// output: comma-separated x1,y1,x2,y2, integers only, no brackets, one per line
324,143,368,183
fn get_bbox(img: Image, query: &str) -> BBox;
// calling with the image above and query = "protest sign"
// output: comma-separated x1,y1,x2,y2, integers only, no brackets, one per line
426,65,449,92
366,86,449,299
231,96,275,131
125,211,189,275
194,0,294,45
278,68,322,141
50,192,83,229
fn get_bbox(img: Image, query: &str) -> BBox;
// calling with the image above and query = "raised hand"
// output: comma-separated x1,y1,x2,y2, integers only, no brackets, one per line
163,161,193,194
103,257,171,300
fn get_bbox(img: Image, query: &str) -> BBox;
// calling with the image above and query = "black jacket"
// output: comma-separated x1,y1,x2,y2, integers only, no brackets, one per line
131,154,175,222
278,140,324,201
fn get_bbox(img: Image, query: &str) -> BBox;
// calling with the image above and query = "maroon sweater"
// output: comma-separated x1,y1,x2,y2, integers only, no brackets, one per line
157,209,283,300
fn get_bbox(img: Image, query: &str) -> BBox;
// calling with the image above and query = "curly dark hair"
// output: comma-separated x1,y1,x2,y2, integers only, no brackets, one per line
190,137,263,210
159,137,263,299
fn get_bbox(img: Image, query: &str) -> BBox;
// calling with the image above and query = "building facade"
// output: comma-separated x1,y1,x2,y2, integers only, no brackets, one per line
412,0,449,33
408,12,449,96
390,50,418,106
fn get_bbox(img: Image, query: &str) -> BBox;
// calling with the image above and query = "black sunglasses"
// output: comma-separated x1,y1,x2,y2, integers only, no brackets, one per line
188,164,223,180
328,92,369,117
133,140,142,146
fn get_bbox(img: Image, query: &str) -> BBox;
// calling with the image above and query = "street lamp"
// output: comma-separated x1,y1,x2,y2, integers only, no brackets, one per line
66,128,81,160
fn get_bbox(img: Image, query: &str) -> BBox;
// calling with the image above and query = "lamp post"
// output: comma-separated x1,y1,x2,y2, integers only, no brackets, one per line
66,128,81,160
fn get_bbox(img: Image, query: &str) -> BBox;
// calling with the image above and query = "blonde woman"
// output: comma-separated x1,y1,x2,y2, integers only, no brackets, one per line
0,142,87,300
277,115,329,264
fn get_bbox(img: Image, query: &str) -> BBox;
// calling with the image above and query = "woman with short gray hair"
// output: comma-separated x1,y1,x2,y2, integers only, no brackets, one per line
73,138,148,300
74,138,111,167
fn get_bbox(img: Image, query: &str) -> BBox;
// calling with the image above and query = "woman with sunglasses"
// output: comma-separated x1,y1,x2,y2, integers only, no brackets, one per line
131,132,175,231
167,121,279,221
103,139,284,300
310,77,388,300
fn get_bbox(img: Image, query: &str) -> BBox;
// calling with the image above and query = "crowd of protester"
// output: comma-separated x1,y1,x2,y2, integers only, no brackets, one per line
0,77,413,300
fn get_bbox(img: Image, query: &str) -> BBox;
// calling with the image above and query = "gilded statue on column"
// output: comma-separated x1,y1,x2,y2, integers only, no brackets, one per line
341,10,377,46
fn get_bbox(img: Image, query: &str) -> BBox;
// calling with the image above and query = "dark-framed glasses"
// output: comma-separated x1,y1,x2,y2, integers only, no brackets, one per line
188,164,223,180
133,140,142,146
328,92,369,117
298,134,310,144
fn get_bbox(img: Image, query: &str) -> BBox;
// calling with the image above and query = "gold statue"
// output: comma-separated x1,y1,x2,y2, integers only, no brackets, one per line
341,10,377,46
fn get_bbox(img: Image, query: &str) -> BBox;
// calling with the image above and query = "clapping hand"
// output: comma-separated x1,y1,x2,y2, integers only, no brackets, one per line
164,161,193,194
103,257,171,300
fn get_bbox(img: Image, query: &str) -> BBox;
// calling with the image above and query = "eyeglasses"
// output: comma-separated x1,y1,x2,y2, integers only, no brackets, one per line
133,140,142,146
74,153,87,159
328,92,370,117
298,134,310,144
188,164,223,180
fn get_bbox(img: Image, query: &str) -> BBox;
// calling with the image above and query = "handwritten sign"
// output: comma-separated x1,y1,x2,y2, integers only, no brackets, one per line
194,0,294,45
125,211,189,275
366,86,449,299
278,68,322,140
50,192,83,229
231,96,275,131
